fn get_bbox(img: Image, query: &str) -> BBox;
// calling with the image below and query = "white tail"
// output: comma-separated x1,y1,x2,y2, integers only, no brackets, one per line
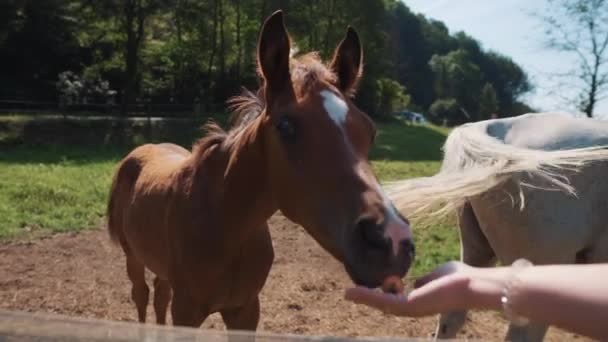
385,123,608,222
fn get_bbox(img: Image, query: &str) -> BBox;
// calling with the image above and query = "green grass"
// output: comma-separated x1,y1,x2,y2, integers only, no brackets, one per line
0,146,126,238
371,121,446,181
0,118,458,275
0,113,46,122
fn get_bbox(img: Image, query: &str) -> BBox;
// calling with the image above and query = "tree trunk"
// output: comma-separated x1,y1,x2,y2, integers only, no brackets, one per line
323,0,335,56
121,0,137,116
308,1,315,48
584,79,597,118
260,0,268,26
207,0,218,83
584,53,602,118
175,1,184,102
235,0,241,79
121,0,145,116
218,0,225,81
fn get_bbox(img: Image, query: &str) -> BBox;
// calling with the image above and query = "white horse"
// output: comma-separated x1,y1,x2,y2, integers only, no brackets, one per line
386,113,608,341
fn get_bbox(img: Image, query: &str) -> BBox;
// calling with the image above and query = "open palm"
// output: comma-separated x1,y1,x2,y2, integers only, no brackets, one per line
345,261,479,317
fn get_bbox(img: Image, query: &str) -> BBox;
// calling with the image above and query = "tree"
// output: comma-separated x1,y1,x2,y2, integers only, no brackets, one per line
0,1,83,101
478,52,531,116
82,0,170,114
429,49,483,120
479,83,499,118
0,0,533,122
429,98,460,125
120,0,171,114
375,78,411,118
538,0,608,117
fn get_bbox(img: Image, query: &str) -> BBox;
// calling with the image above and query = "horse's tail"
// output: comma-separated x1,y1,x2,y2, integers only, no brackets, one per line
385,123,608,221
107,157,140,246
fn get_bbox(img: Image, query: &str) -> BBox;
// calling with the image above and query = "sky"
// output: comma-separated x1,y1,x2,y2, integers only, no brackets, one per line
402,0,608,117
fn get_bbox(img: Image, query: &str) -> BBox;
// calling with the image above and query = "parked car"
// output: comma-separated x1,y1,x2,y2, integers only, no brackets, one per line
394,111,427,124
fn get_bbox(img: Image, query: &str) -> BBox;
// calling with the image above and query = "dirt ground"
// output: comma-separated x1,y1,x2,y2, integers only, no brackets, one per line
0,214,589,341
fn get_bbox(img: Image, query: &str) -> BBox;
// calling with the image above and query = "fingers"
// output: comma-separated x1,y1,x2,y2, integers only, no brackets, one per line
344,287,408,315
345,286,439,317
414,261,463,288
345,269,470,317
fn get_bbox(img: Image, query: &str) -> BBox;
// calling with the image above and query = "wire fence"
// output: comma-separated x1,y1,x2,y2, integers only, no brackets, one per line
0,100,214,118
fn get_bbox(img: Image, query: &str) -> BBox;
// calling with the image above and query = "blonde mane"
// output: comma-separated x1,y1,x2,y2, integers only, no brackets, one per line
385,121,608,222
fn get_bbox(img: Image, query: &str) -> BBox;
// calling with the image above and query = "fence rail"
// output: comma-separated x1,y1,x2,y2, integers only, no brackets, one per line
0,309,435,342
0,100,209,118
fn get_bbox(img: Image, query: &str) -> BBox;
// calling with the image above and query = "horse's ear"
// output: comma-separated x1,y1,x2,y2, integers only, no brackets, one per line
330,27,363,95
257,10,292,101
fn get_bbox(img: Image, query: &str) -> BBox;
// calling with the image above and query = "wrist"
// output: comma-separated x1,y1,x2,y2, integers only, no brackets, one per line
501,258,532,326
463,266,510,311
462,260,532,326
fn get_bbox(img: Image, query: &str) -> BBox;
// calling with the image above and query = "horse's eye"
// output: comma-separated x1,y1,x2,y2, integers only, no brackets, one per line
276,117,296,141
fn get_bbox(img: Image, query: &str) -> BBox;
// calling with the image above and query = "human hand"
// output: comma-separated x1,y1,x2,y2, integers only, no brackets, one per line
345,261,502,317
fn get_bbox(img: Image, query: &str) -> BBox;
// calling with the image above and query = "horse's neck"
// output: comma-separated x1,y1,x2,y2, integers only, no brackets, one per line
190,130,276,243
223,138,277,228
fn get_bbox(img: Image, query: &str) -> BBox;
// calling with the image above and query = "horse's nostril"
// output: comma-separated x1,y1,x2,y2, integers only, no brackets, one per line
357,218,388,250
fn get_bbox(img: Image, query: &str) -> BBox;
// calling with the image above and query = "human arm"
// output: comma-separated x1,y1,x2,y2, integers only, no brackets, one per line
344,261,608,340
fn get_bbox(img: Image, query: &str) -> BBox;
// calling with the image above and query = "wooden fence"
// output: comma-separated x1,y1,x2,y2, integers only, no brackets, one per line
0,309,440,342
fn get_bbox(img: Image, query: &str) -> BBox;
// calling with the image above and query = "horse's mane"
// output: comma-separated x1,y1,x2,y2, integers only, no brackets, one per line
385,118,608,223
193,52,337,155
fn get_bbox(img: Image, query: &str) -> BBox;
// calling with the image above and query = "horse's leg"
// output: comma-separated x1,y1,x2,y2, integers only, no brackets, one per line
126,254,149,323
171,289,208,327
505,323,548,342
587,230,608,263
436,202,496,340
153,277,172,325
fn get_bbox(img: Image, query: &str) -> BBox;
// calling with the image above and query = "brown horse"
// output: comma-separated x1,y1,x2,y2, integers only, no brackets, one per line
107,10,414,331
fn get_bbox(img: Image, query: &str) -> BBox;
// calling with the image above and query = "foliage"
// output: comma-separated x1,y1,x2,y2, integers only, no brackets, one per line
429,49,483,120
537,0,608,117
373,78,411,118
429,98,461,125
511,101,537,115
0,0,532,124
479,83,499,118
56,71,117,106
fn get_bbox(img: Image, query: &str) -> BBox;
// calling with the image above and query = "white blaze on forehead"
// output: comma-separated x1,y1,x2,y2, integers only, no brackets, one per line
320,90,348,130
